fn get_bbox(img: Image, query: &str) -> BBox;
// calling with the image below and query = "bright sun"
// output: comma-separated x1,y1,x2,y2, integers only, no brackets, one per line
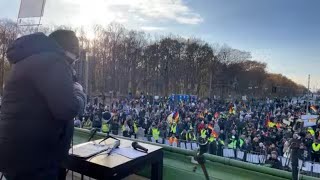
76,0,114,26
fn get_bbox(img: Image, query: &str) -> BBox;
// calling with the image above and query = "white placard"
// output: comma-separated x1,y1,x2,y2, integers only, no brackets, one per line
242,96,247,101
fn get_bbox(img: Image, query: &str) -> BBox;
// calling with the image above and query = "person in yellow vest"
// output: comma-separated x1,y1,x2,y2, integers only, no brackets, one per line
101,120,109,134
312,138,320,162
133,120,138,139
228,136,237,149
308,127,315,137
268,121,276,128
186,129,197,142
200,126,208,139
82,117,92,130
180,129,188,141
152,125,160,143
238,135,245,150
170,123,178,137
208,134,216,143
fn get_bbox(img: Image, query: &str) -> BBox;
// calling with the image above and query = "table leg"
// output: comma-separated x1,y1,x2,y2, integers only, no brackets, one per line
58,168,67,180
151,152,163,180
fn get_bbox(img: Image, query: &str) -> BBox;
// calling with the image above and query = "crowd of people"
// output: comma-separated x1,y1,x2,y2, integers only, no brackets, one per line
74,95,320,170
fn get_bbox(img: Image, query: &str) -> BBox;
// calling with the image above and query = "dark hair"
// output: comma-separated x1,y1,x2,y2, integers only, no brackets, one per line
49,29,79,58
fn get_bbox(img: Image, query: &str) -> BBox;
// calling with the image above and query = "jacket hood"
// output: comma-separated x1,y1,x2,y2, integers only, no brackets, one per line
6,33,63,64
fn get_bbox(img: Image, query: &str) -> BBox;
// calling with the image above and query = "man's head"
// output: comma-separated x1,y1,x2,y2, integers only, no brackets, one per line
271,151,278,159
49,30,79,64
232,129,236,135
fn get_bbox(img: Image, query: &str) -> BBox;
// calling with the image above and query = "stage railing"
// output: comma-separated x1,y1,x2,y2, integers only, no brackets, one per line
79,127,320,178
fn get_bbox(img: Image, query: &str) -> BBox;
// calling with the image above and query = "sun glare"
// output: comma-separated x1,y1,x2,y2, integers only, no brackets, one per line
75,0,115,27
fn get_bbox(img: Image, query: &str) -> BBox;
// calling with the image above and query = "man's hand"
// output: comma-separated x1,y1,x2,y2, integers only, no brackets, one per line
73,82,86,116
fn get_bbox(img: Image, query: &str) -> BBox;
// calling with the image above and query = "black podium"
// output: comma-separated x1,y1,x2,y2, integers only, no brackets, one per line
62,138,163,180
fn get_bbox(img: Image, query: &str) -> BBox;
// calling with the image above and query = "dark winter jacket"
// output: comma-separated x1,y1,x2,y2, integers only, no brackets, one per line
0,33,79,174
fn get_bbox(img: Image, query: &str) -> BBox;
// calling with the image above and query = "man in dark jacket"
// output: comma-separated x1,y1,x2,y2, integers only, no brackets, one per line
0,30,85,180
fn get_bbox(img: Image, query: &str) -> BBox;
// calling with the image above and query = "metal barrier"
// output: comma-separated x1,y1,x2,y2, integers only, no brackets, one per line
131,135,320,178
83,127,320,178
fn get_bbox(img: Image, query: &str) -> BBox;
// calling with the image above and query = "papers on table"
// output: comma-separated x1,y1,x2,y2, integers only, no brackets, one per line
70,142,110,158
113,147,147,159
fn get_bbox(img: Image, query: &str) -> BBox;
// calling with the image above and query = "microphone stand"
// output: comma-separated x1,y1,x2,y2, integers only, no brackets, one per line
194,138,210,180
291,138,300,180
194,149,210,180
98,133,120,144
88,128,98,142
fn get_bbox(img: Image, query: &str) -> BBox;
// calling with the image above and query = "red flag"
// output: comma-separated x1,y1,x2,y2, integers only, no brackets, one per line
208,125,218,137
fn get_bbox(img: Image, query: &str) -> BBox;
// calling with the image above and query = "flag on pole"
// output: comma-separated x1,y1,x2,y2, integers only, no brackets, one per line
173,112,179,123
208,125,218,138
310,105,317,113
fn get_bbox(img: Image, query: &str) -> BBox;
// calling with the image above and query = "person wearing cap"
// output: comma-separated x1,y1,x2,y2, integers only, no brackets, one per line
228,135,238,149
0,30,85,180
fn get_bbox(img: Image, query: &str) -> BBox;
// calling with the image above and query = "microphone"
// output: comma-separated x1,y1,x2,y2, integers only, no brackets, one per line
106,140,120,155
132,141,148,153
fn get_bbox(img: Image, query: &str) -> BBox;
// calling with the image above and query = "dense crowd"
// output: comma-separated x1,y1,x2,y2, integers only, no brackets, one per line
74,95,320,170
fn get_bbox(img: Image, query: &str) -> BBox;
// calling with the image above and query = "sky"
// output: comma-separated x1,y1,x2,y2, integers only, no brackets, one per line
0,0,319,89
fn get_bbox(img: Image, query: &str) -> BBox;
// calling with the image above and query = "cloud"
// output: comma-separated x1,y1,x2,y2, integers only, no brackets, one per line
140,26,167,31
41,0,203,27
108,0,203,25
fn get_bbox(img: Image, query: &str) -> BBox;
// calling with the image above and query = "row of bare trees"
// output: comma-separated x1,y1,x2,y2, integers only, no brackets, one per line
0,19,307,98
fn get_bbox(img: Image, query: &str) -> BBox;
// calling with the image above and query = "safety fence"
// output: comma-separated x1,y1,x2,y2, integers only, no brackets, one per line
113,133,320,178
222,148,320,177
80,127,320,178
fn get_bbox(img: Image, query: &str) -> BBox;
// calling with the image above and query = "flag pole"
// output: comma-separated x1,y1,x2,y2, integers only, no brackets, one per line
307,74,310,114
37,0,46,31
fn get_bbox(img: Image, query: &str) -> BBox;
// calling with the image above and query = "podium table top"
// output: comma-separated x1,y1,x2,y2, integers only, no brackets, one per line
63,137,163,180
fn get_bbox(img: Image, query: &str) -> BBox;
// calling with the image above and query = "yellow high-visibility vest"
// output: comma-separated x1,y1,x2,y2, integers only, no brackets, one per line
201,129,207,139
239,139,244,148
228,140,237,149
83,120,92,129
122,125,127,132
171,124,177,134
208,136,215,142
312,143,320,152
268,122,276,128
308,129,315,136
133,123,138,133
101,122,109,133
186,132,196,141
152,128,160,140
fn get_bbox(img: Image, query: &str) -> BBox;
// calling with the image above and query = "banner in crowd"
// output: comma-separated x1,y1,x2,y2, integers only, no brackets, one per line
301,115,319,127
